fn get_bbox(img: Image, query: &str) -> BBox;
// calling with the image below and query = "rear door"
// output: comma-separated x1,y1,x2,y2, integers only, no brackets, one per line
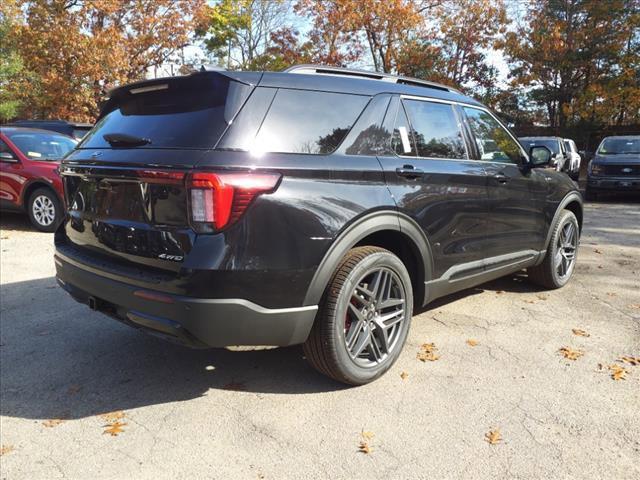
462,106,548,262
376,96,489,280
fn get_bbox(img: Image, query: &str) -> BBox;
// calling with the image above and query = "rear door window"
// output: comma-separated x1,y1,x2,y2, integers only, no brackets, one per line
249,89,369,155
403,99,466,159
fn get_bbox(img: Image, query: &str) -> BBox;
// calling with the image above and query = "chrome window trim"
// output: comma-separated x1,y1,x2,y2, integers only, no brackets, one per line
399,94,530,163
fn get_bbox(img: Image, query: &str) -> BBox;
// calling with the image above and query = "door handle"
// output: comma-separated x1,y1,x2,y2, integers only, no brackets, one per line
493,173,509,184
396,165,424,178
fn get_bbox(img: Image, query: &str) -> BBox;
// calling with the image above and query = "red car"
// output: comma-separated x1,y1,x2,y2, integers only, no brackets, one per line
0,126,77,231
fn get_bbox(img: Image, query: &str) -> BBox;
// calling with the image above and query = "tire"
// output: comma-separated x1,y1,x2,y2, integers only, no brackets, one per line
27,187,62,232
303,246,414,385
527,210,579,289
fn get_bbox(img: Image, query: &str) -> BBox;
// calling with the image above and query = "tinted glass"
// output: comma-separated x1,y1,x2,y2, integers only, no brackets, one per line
391,103,416,157
464,108,522,163
343,95,391,155
403,100,466,159
251,89,369,155
0,139,13,156
80,74,251,149
5,131,77,160
598,137,640,154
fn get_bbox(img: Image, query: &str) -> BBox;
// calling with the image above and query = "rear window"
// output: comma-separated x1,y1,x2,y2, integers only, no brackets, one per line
247,89,369,155
79,73,252,149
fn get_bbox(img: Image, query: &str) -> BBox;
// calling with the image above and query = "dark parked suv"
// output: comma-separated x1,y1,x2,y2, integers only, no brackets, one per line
54,66,583,385
586,135,640,200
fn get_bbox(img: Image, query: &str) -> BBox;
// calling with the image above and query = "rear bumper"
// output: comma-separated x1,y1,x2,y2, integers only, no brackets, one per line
587,176,640,191
54,252,318,348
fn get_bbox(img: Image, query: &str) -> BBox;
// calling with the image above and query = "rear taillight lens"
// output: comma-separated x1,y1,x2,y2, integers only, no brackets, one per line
186,171,281,232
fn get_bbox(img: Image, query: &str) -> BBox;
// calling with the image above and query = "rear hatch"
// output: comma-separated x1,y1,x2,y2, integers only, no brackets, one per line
59,71,257,273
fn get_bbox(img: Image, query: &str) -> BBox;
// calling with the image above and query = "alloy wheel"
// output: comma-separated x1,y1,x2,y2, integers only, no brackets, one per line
554,221,577,279
32,195,56,227
344,267,407,368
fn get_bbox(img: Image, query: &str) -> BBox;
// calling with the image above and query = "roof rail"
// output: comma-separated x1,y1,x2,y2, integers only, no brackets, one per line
283,64,460,94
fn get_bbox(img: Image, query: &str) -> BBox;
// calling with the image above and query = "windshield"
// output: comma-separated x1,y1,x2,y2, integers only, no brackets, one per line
6,131,77,160
521,138,560,154
598,137,640,155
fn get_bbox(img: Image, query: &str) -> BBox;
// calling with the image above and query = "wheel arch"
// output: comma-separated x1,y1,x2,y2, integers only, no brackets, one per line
21,179,61,208
303,211,433,309
544,191,583,250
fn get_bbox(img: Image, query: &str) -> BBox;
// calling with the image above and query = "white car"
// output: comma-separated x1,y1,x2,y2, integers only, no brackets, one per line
563,138,581,180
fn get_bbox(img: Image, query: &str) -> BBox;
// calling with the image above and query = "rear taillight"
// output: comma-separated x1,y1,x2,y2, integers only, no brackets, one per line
186,171,281,232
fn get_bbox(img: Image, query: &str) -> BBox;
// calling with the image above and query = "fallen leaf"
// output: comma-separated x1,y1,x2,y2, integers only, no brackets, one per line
42,419,65,428
361,430,375,440
485,429,502,445
495,290,504,295
358,441,372,454
628,304,640,310
523,299,536,304
536,294,548,301
400,371,409,380
223,381,247,391
559,347,584,361
594,248,602,254
417,343,440,362
609,364,628,381
466,339,479,347
0,444,14,456
572,329,590,337
606,292,617,297
597,265,603,269
618,356,640,366
103,421,127,436
99,411,125,423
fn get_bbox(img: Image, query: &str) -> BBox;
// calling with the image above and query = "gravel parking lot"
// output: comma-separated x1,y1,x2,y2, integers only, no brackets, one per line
1,199,639,480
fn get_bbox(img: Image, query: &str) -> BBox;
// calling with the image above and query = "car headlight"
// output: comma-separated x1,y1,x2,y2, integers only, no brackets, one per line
590,163,604,175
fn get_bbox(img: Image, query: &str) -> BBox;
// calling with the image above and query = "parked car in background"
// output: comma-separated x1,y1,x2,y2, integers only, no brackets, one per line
5,120,92,140
563,138,581,180
586,135,640,200
519,136,571,175
53,66,583,385
0,126,77,231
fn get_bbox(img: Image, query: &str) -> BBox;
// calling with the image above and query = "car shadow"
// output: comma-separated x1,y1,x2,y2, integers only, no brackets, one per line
0,211,36,233
0,277,349,421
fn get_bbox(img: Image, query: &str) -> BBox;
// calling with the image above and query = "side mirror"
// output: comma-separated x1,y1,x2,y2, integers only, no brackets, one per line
0,151,18,163
529,146,552,167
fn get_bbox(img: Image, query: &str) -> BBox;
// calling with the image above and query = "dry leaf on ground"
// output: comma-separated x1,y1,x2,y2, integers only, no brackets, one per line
103,421,127,436
572,329,590,337
99,411,125,423
609,364,628,381
485,429,502,445
466,339,479,347
42,419,65,428
628,304,640,310
223,381,247,391
0,444,14,456
559,347,584,360
523,299,536,304
536,294,548,301
618,356,640,366
606,292,617,297
594,248,602,254
495,290,504,295
400,371,409,380
358,431,374,454
417,343,440,362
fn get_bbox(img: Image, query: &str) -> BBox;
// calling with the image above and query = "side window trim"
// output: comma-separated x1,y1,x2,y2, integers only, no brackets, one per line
400,97,469,161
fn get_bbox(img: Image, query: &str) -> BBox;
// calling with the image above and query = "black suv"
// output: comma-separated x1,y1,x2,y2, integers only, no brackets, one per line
586,135,640,200
54,66,583,385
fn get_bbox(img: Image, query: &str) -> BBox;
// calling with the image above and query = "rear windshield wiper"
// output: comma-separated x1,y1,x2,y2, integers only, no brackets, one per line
103,133,151,147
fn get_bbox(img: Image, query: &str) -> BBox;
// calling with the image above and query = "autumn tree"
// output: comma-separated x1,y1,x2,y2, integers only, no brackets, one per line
0,0,23,121
10,0,205,122
197,0,293,70
503,0,640,128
